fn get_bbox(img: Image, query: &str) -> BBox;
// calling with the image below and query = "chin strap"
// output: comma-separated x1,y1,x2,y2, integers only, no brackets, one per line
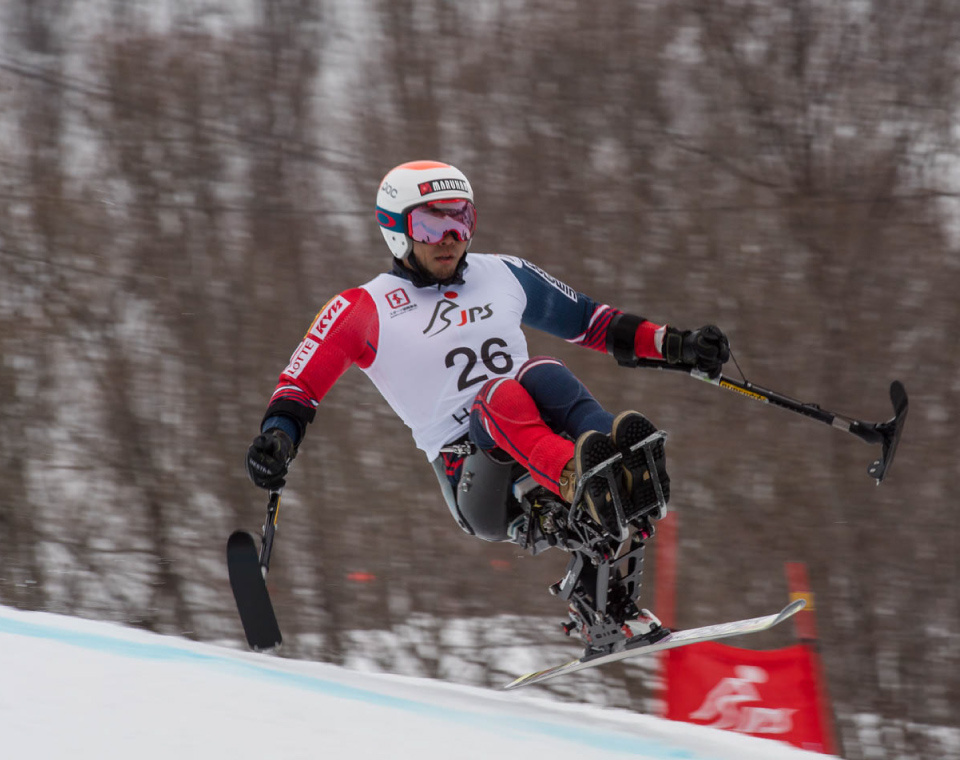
391,252,468,288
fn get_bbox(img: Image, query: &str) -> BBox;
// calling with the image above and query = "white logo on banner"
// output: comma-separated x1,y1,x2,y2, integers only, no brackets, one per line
689,665,797,735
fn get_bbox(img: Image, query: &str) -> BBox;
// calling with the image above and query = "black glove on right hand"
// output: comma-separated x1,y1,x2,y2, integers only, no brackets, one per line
663,325,730,378
246,428,295,489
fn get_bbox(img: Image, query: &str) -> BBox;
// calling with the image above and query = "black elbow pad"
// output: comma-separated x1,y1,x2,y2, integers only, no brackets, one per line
606,313,647,367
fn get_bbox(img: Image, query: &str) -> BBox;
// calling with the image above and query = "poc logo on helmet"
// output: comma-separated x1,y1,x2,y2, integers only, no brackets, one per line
380,182,399,198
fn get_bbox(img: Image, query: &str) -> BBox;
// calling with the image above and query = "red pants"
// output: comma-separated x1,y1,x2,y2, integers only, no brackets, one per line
470,376,574,496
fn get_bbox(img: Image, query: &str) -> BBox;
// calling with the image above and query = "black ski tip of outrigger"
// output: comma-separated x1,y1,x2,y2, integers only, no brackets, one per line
865,381,908,485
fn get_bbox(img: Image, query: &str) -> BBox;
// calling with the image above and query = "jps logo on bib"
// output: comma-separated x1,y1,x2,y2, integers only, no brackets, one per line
423,297,493,337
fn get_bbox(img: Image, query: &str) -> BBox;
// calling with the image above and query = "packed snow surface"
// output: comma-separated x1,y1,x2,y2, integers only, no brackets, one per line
0,605,833,759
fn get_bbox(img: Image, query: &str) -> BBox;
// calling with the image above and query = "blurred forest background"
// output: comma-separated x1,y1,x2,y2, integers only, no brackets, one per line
1,0,958,757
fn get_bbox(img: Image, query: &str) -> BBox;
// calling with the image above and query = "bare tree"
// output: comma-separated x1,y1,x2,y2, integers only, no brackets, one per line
1,1,958,756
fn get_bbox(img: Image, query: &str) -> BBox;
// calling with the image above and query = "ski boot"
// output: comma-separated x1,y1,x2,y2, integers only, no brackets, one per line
611,411,670,522
564,429,668,544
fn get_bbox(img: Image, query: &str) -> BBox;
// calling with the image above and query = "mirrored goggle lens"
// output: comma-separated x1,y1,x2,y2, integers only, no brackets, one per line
408,200,477,244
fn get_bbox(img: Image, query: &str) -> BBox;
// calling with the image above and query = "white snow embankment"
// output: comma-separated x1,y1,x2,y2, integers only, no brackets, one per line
0,605,834,759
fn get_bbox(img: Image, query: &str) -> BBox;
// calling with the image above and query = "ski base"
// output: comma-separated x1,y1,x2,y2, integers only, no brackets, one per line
504,598,805,690
226,530,282,651
867,380,908,483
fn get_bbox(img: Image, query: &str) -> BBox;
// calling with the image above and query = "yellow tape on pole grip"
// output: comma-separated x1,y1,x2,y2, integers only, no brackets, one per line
719,381,767,402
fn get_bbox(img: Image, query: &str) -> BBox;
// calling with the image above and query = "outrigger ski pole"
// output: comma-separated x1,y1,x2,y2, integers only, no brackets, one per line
227,488,283,650
633,359,908,484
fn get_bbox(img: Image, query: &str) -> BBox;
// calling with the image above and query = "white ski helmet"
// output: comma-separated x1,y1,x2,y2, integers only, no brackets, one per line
375,160,475,258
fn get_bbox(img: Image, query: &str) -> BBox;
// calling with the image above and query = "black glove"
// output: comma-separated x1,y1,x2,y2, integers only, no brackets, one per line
246,428,295,489
663,325,730,379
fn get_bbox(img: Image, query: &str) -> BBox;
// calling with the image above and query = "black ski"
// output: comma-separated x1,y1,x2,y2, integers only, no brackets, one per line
227,489,282,651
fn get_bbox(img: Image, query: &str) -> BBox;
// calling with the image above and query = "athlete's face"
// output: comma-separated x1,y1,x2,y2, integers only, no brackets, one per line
409,233,468,282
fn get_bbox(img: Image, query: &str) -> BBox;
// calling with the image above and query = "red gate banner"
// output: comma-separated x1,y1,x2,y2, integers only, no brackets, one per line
664,641,835,754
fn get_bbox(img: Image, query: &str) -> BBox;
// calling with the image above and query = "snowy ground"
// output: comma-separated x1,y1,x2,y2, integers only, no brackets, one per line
0,604,833,760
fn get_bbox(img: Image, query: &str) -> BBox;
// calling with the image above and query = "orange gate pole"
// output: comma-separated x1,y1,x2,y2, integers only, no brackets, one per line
785,561,841,756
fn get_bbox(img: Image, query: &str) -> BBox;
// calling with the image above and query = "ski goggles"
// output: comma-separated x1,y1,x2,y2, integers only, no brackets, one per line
407,199,478,244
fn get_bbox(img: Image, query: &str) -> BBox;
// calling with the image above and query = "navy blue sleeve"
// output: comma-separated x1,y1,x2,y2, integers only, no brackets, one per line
499,256,619,351
261,414,302,445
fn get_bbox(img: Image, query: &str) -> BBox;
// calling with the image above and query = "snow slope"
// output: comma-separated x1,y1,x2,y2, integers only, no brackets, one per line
0,605,834,759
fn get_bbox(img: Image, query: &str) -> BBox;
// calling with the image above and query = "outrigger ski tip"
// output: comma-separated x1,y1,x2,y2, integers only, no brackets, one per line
227,530,282,651
227,489,284,651
504,599,806,691
866,380,908,485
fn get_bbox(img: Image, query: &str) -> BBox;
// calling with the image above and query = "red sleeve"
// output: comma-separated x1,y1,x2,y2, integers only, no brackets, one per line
266,288,379,414
634,320,664,359
573,304,664,360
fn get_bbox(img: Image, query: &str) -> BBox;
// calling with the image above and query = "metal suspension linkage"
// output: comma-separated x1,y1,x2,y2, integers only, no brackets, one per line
534,433,673,657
